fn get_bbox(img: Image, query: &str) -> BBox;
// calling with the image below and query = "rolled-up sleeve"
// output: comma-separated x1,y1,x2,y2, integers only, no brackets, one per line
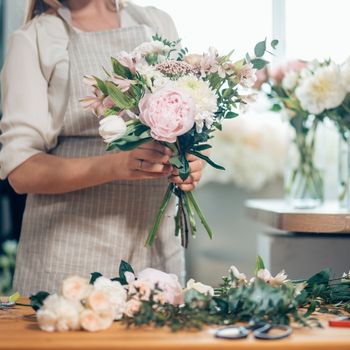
0,31,52,179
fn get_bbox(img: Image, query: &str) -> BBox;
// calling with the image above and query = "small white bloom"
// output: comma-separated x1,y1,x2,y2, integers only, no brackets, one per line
269,270,289,286
61,276,91,301
294,282,307,296
256,269,272,283
229,266,247,284
341,271,350,282
36,294,83,332
124,299,142,318
134,41,170,57
282,70,299,91
185,279,214,296
98,115,127,144
93,277,127,320
79,309,114,332
296,63,346,114
128,279,152,301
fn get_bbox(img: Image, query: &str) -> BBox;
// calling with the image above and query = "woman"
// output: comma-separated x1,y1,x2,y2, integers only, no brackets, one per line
0,0,204,295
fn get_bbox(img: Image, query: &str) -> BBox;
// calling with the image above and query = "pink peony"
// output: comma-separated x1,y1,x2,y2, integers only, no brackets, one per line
139,87,195,143
137,268,184,305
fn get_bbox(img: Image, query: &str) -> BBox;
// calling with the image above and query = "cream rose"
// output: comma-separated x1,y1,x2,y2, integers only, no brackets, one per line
80,309,114,332
61,276,91,301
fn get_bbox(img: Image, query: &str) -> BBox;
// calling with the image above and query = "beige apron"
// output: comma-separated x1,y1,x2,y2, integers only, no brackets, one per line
13,5,184,295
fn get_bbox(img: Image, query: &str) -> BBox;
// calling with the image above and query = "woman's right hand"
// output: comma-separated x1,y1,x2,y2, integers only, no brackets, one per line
120,141,174,180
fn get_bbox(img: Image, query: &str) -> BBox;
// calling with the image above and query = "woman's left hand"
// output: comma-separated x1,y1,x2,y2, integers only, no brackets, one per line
169,154,204,191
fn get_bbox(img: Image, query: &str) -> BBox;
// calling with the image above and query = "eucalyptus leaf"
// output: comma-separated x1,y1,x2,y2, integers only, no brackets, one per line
254,39,267,57
30,291,50,311
89,272,103,284
271,39,279,49
251,58,269,70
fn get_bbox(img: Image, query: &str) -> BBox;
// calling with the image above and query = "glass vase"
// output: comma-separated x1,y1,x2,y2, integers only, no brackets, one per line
338,132,350,209
284,122,324,209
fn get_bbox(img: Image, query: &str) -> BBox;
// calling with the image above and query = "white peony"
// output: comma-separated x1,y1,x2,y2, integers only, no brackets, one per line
341,57,350,92
185,279,214,296
79,309,114,332
93,277,127,320
36,294,83,332
176,75,217,132
295,63,346,114
98,115,127,144
61,276,91,301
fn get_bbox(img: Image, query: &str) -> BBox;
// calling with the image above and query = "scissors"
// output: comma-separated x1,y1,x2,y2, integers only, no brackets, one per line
215,321,292,340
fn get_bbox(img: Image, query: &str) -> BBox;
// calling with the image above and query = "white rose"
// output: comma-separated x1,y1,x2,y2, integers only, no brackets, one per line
86,290,112,313
93,277,127,320
124,299,142,318
80,309,114,332
295,63,346,114
61,276,91,301
36,294,83,332
185,279,214,296
98,115,127,143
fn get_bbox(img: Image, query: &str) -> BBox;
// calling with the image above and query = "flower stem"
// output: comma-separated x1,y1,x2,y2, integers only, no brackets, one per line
145,183,175,247
186,191,213,239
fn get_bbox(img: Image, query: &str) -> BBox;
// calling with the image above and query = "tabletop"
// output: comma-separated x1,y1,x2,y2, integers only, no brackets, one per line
0,300,350,350
245,199,350,233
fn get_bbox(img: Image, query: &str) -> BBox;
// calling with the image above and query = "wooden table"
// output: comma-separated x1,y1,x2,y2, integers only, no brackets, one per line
0,300,349,350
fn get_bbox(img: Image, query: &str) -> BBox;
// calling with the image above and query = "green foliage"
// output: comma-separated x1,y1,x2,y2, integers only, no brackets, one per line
251,58,269,69
111,57,133,79
254,39,267,58
254,255,265,275
105,81,136,110
30,291,50,311
89,272,103,284
0,240,17,294
117,260,135,285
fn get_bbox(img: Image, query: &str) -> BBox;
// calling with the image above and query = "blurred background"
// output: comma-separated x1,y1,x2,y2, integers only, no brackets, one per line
0,0,350,292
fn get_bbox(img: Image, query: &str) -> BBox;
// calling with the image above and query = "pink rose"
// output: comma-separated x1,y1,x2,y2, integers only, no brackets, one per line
137,268,184,305
139,87,195,143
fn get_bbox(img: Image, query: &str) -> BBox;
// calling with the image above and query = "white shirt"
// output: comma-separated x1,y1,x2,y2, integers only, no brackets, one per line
0,4,178,179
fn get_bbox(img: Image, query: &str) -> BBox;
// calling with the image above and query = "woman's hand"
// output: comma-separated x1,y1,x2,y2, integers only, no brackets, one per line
122,141,174,180
169,154,204,191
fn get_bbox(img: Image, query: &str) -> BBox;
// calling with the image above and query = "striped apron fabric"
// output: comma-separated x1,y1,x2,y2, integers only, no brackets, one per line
13,7,185,295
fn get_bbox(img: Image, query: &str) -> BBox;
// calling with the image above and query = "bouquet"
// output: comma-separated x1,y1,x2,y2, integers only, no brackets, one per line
31,257,350,332
81,35,276,247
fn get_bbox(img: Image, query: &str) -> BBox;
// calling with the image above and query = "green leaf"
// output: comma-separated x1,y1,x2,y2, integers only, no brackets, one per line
271,103,282,112
251,58,269,70
105,81,135,110
179,154,190,181
188,150,225,170
93,76,108,95
111,57,132,78
169,156,183,168
226,111,238,119
193,144,212,152
89,272,103,284
30,291,50,311
119,260,135,285
306,268,331,288
254,255,265,275
245,52,251,64
254,39,267,57
9,292,20,303
106,137,152,152
271,39,279,49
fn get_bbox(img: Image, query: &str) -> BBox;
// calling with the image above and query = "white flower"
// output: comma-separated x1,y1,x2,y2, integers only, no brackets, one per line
229,266,247,284
185,279,214,296
128,279,152,301
133,41,170,57
98,115,127,144
294,282,307,296
93,277,127,320
79,309,114,332
282,70,299,91
341,57,350,92
176,75,217,132
256,269,272,282
124,299,142,318
296,63,346,114
238,63,257,88
269,270,289,286
61,276,91,301
136,63,170,91
86,290,112,313
342,271,350,282
36,294,83,332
